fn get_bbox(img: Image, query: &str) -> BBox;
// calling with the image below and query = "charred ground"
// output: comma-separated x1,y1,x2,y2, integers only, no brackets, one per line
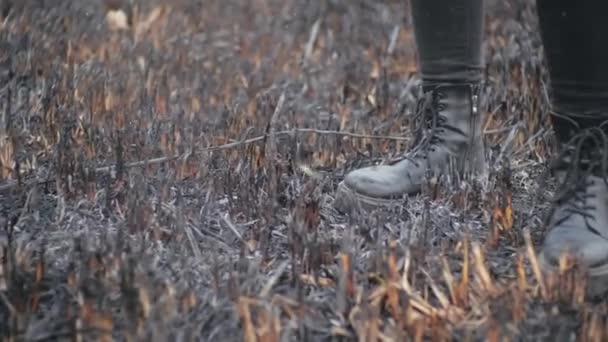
0,0,605,341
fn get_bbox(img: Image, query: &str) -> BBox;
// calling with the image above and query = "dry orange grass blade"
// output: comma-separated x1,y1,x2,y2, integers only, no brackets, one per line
254,305,281,342
523,229,548,301
503,193,513,229
299,273,335,287
340,251,355,302
515,251,527,293
555,252,587,305
238,297,258,342
581,308,608,342
79,300,114,342
0,135,15,180
454,238,470,308
485,318,502,342
180,291,198,313
472,242,496,295
385,281,403,324
488,190,514,248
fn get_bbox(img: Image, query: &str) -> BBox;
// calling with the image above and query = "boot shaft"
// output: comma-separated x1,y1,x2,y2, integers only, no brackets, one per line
418,83,483,150
424,83,486,177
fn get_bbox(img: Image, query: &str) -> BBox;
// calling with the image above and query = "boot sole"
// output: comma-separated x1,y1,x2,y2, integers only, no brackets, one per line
334,181,409,213
538,252,608,299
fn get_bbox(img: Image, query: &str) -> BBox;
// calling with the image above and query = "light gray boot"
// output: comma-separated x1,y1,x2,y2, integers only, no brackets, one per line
539,137,608,297
335,83,486,210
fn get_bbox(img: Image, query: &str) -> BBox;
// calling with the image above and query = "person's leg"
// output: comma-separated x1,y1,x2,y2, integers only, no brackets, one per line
538,1,608,142
412,0,484,85
536,0,608,296
335,0,486,209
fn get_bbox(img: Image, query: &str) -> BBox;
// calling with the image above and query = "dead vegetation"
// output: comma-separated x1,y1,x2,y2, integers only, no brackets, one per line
0,0,606,341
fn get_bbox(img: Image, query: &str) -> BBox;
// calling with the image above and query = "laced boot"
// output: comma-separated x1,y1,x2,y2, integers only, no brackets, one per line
539,128,608,297
335,83,486,210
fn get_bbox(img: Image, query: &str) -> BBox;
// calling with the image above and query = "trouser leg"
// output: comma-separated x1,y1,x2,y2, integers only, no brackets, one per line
411,0,485,85
537,0,608,143
537,0,608,299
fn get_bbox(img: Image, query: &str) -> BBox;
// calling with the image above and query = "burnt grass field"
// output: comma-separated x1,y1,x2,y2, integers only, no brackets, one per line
1,0,607,341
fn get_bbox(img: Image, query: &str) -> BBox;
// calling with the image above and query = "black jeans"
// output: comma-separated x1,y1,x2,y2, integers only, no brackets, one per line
411,0,608,143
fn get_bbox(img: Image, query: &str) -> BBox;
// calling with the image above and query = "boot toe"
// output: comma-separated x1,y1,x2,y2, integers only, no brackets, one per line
541,226,608,271
343,166,386,198
343,165,412,199
333,164,418,212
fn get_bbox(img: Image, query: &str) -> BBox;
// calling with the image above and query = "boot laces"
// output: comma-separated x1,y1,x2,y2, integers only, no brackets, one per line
550,126,608,236
393,87,467,167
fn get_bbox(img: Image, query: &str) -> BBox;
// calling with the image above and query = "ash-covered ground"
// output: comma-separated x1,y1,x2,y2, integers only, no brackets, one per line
0,0,606,341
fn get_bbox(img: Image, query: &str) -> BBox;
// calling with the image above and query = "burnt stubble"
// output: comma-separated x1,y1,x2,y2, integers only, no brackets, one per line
0,0,602,341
